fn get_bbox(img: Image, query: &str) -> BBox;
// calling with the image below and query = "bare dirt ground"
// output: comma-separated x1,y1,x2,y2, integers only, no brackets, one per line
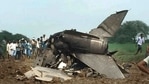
0,58,149,84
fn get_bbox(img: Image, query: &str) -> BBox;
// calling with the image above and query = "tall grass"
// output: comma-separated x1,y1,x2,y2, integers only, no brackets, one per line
108,43,148,63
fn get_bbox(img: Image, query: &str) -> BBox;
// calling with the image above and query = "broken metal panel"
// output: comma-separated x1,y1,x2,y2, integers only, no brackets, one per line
24,66,71,82
75,53,125,79
41,48,56,66
33,56,44,67
24,70,35,79
35,77,53,82
89,10,128,38
24,67,42,79
32,67,42,77
34,66,71,80
58,61,67,69
34,48,57,67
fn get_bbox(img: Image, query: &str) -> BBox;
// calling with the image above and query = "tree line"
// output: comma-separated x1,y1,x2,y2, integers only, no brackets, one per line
109,20,149,43
0,30,29,43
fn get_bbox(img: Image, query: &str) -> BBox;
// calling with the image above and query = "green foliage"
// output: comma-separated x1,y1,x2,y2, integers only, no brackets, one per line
0,30,29,57
109,20,149,43
0,30,29,42
109,43,148,63
0,30,12,41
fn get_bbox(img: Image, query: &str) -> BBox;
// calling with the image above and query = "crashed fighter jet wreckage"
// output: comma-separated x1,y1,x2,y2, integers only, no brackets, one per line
32,10,128,81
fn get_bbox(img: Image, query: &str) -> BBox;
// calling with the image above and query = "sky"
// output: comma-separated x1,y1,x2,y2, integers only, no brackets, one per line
0,0,149,39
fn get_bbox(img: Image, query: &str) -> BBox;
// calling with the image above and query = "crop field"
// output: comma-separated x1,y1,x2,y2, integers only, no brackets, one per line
109,43,148,62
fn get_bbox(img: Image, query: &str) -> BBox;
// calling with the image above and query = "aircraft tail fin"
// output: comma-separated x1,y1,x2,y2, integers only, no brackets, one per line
89,10,128,38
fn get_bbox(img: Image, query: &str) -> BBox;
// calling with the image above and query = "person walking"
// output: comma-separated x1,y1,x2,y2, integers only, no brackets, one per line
135,33,145,55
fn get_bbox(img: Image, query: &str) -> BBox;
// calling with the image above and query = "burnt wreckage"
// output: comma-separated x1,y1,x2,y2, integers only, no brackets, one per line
35,10,128,79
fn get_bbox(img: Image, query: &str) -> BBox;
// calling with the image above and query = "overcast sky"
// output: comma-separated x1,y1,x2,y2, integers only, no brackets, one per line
0,0,148,39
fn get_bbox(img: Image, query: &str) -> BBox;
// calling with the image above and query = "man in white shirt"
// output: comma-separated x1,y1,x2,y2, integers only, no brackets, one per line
137,56,149,74
135,33,145,55
9,41,17,57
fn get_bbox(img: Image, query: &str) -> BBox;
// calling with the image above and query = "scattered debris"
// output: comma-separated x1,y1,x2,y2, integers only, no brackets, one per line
25,10,129,82
24,66,71,82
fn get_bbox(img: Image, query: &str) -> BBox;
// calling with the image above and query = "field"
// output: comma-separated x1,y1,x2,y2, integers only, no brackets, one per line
0,43,149,84
109,43,148,62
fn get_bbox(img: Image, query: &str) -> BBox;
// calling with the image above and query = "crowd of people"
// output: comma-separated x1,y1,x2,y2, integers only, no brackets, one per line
5,34,48,60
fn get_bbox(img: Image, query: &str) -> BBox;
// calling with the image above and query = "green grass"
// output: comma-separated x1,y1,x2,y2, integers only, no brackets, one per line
108,43,148,63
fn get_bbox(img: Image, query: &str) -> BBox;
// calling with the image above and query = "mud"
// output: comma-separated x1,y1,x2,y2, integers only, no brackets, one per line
0,58,149,84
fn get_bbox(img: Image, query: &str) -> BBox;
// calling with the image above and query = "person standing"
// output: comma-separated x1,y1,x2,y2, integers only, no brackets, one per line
36,38,41,56
0,44,5,60
26,41,32,59
16,41,22,60
31,38,37,58
9,41,17,57
42,34,48,49
6,41,11,58
135,33,145,55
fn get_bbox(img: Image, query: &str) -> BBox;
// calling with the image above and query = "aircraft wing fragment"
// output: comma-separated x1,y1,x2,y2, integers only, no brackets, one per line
75,53,125,79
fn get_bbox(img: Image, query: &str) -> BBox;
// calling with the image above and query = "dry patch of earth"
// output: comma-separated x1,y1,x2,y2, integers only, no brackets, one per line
0,58,149,84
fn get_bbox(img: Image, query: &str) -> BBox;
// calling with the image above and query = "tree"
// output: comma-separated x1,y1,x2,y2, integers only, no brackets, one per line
0,30,29,56
109,20,149,43
0,30,29,43
0,30,13,41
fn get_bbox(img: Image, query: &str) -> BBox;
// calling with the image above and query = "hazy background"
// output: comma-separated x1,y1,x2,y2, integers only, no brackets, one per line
0,0,148,38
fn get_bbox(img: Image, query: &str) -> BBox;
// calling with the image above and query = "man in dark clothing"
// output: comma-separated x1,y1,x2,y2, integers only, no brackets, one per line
16,41,22,60
0,44,5,60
